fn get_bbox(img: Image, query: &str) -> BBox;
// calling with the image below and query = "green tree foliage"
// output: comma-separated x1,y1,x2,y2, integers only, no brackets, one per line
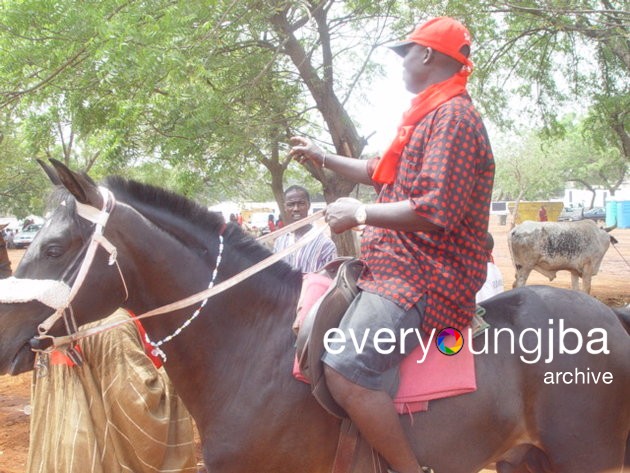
0,0,628,242
552,115,627,203
1,0,407,253
493,132,566,202
463,1,628,160
1,1,307,196
0,131,48,217
493,115,627,204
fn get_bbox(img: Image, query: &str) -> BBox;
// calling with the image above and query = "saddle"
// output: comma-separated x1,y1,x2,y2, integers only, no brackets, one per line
294,258,442,473
295,257,366,419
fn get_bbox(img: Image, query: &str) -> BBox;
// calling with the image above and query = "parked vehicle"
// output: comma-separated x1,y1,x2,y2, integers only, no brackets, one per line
582,207,606,222
558,207,584,221
558,207,606,223
12,224,43,249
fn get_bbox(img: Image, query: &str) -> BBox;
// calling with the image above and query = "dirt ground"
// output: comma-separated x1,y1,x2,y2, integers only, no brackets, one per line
1,221,629,473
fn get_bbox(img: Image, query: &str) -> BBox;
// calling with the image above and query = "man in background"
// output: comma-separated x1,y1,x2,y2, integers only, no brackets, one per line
538,205,548,222
476,232,504,303
273,185,337,273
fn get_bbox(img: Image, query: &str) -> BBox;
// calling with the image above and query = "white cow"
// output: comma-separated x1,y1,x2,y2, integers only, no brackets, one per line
507,219,616,294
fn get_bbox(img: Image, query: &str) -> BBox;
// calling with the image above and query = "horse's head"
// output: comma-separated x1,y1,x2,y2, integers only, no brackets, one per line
0,160,128,375
1,158,302,378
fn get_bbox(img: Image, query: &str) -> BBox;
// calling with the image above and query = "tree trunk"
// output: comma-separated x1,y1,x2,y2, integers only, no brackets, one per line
262,141,290,223
270,10,366,256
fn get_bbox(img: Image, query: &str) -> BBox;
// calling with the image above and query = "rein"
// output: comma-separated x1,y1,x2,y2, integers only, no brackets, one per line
34,200,326,352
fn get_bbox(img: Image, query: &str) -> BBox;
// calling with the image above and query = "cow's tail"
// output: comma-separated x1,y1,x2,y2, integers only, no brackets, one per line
613,306,630,335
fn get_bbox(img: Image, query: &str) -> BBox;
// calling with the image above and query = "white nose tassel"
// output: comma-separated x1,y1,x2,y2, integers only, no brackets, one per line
0,277,72,309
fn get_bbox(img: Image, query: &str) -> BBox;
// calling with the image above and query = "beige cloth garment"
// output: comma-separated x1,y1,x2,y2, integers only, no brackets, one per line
27,309,197,473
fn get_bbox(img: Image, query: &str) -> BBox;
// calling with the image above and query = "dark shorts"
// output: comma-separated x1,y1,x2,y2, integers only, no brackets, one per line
321,290,426,390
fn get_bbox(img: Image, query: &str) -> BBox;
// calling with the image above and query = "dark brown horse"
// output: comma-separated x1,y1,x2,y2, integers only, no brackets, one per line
0,160,628,473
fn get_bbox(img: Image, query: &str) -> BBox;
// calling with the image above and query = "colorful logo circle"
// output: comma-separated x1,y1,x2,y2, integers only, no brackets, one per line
436,327,464,355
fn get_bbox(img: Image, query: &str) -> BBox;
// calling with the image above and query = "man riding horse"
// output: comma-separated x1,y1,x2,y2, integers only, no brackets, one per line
291,16,494,473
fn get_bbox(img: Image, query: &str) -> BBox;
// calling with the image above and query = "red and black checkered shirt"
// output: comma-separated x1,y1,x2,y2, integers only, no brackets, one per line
359,93,495,335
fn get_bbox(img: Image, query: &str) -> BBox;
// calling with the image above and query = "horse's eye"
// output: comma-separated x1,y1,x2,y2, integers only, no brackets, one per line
45,246,65,258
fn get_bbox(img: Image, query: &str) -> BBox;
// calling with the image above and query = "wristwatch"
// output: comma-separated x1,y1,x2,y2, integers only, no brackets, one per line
354,204,367,226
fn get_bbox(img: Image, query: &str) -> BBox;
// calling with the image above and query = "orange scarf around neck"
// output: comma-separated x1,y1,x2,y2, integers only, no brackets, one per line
372,72,469,184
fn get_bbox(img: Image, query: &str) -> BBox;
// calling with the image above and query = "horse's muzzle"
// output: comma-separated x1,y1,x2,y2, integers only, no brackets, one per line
29,336,53,351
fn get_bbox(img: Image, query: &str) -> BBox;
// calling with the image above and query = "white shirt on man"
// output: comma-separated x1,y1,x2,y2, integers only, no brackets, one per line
476,262,504,303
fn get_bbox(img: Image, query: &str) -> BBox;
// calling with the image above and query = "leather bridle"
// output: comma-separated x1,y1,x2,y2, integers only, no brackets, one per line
33,186,128,350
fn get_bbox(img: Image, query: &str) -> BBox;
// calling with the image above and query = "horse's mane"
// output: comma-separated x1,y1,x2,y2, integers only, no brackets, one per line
103,176,302,304
104,176,225,234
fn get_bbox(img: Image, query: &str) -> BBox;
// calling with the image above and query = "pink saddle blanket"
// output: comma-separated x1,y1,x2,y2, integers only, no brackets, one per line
292,273,476,414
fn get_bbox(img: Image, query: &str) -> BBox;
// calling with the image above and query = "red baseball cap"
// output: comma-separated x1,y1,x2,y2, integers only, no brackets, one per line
389,17,472,68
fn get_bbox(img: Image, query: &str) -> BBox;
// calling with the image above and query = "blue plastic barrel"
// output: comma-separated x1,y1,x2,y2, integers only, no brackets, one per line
605,201,617,227
617,201,630,229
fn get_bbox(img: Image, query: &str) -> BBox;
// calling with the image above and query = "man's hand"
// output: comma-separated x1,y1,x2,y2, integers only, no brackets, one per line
289,136,325,167
326,197,364,234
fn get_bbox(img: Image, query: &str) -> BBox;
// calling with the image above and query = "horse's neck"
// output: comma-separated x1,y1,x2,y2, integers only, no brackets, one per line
122,220,302,421
165,278,301,429
116,206,216,327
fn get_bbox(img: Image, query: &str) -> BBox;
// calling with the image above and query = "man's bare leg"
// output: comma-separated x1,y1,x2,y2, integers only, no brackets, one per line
324,365,424,473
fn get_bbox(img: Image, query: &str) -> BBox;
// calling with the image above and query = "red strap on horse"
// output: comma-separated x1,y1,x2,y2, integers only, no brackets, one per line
48,311,162,369
50,346,82,366
129,310,163,369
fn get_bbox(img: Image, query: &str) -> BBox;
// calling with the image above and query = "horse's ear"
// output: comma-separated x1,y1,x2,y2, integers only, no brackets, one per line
36,159,62,186
48,159,103,208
